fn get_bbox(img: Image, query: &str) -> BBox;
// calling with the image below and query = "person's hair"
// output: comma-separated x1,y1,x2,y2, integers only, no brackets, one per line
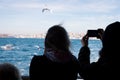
0,63,22,80
102,21,120,48
100,21,120,58
45,24,71,53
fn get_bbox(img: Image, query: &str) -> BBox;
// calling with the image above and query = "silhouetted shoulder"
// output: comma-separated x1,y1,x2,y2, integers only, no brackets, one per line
31,55,48,63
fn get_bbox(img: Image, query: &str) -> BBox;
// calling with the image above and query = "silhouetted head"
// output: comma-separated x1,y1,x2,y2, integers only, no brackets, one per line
0,63,22,80
101,21,120,58
45,25,70,53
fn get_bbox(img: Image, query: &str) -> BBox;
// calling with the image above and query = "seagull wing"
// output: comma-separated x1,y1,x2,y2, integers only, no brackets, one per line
42,8,50,13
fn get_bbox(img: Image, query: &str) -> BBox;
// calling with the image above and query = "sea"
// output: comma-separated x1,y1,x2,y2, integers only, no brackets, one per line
0,38,102,76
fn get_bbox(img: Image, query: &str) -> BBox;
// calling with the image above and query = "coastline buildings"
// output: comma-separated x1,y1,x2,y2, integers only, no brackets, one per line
0,32,85,39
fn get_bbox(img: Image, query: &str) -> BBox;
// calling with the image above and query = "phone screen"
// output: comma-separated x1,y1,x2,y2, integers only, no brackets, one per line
87,30,98,37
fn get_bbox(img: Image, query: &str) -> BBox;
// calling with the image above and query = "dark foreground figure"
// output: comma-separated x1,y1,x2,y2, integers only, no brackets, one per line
30,25,79,80
78,21,120,80
0,63,22,80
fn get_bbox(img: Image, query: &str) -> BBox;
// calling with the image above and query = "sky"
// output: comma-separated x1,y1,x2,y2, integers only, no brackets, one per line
0,0,120,34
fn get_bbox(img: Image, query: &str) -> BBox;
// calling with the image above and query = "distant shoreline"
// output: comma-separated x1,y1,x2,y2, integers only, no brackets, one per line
0,33,101,40
0,37,100,40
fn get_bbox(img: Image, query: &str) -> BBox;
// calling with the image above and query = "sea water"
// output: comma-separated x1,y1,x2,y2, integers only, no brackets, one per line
0,38,102,76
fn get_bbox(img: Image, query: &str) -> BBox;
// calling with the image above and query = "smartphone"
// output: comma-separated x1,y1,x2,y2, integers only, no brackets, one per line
87,30,99,37
87,29,104,38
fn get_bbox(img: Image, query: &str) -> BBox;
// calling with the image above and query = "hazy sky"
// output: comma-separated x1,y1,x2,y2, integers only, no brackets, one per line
0,0,120,34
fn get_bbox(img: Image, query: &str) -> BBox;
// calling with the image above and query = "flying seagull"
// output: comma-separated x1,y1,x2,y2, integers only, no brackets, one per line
42,8,51,13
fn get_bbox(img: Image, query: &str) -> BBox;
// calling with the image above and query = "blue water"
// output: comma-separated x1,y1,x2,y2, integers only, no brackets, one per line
0,38,102,76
